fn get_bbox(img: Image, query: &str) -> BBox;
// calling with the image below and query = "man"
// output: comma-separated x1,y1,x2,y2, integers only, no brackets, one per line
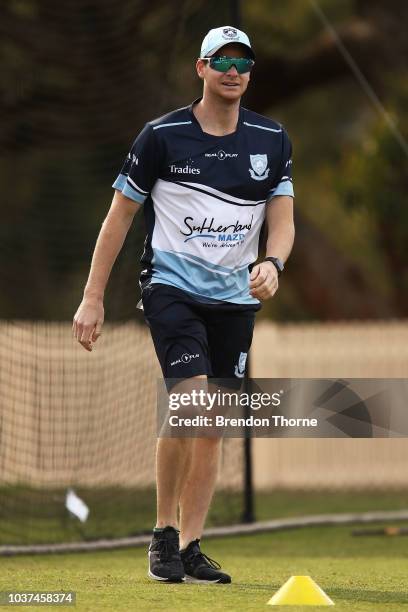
73,26,295,584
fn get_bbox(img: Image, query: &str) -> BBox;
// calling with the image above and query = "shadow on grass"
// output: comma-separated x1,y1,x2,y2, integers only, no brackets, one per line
215,526,408,559
229,583,408,605
327,587,408,605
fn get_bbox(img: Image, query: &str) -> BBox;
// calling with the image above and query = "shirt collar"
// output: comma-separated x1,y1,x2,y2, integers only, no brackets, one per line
188,97,244,137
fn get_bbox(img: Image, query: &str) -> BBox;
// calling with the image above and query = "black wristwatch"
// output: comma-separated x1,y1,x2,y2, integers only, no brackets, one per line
264,256,284,276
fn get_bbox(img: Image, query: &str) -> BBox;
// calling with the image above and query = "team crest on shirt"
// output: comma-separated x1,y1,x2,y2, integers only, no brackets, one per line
249,154,270,181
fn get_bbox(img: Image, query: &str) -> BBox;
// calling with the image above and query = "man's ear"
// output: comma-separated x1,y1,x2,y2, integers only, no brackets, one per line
196,58,205,80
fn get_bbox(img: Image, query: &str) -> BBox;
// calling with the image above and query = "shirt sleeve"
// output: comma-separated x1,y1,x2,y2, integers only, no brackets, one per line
268,128,294,199
112,123,158,204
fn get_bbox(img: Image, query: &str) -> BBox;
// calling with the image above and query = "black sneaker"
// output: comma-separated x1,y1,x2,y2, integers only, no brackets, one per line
148,526,185,582
180,539,231,584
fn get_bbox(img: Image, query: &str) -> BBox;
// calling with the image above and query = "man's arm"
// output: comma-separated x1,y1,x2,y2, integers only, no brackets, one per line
249,195,295,301
72,190,141,351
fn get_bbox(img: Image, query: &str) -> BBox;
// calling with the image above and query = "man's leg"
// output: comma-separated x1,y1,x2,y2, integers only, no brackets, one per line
149,376,208,582
142,285,215,581
177,306,256,540
155,436,192,528
177,416,231,584
155,375,207,529
156,375,223,547
178,436,221,549
176,307,257,583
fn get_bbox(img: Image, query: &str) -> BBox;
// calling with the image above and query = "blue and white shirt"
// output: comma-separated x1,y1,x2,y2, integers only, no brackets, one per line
113,98,294,305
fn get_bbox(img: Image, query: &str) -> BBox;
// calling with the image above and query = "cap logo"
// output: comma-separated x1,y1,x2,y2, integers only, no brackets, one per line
222,27,238,39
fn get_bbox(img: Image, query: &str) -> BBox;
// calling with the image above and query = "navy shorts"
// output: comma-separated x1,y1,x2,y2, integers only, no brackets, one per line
141,283,260,386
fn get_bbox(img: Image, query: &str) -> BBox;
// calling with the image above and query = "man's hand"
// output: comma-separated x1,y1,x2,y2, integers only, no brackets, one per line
72,297,104,352
249,261,279,301
71,190,140,352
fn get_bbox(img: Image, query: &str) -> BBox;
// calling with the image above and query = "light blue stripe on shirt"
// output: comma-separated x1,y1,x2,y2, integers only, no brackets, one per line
150,248,259,305
152,121,192,130
112,174,147,204
268,179,294,199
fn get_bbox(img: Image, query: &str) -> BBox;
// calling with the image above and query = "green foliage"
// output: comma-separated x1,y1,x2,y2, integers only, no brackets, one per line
0,0,406,319
245,0,354,53
336,78,408,309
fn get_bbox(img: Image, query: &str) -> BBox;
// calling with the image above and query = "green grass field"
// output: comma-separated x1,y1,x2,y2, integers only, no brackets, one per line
1,524,408,611
2,488,408,544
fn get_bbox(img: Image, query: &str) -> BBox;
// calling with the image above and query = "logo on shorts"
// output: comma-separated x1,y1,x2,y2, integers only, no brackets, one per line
170,353,200,367
234,352,247,378
249,154,269,181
